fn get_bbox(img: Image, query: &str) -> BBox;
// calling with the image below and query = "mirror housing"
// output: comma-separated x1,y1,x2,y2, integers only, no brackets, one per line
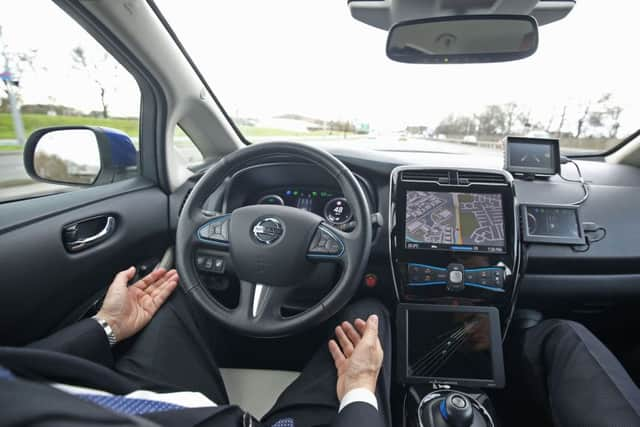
387,15,539,64
23,126,138,186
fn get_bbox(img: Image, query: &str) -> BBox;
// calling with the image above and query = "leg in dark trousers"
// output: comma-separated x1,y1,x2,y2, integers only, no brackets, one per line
261,298,392,427
512,319,640,427
113,288,229,405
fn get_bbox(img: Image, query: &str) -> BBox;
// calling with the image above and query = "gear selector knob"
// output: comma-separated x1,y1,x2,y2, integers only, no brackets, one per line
442,394,474,427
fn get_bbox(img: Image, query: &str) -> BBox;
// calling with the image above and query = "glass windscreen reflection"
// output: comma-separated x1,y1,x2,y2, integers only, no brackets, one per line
407,310,493,380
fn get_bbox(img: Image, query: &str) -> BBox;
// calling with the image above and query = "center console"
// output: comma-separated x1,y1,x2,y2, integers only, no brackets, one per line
389,167,520,330
389,166,521,427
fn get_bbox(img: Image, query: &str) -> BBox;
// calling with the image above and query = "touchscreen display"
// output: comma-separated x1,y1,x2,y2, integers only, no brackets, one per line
407,310,493,381
526,206,580,238
405,191,505,253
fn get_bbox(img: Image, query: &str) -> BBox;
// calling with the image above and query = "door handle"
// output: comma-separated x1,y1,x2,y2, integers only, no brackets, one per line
64,216,116,252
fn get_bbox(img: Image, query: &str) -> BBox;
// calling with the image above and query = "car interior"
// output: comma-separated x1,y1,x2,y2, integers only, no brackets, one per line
1,0,640,426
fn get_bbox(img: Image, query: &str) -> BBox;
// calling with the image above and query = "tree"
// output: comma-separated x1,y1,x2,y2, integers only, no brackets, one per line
556,105,568,136
576,102,591,138
476,105,506,136
578,94,624,139
0,25,36,87
0,25,35,143
71,46,120,118
435,114,477,136
595,93,623,138
504,102,518,134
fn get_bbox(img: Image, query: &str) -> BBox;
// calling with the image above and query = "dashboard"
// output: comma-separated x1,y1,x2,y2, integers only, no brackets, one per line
171,141,640,327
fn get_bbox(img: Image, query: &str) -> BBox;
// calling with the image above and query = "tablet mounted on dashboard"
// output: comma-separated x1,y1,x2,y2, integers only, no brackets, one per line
504,136,560,177
397,304,505,388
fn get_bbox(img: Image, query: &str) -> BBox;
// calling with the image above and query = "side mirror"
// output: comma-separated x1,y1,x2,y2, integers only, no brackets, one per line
387,15,539,64
23,126,138,186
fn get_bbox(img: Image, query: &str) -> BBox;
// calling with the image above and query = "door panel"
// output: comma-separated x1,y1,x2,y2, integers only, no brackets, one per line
0,180,169,345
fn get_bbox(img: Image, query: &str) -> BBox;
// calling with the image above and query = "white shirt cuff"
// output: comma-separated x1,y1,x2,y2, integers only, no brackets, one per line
339,388,378,413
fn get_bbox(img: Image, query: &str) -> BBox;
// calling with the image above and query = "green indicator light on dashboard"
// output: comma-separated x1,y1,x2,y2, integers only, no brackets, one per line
312,191,318,197
293,191,299,196
320,192,327,197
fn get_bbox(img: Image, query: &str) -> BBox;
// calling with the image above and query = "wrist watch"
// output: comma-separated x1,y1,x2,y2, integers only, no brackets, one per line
93,315,118,346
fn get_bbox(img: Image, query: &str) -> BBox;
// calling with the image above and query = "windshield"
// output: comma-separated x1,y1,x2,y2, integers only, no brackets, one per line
157,0,638,155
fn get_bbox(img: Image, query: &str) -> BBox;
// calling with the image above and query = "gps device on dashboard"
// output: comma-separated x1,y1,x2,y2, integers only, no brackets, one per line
521,204,585,245
397,304,505,388
504,136,560,177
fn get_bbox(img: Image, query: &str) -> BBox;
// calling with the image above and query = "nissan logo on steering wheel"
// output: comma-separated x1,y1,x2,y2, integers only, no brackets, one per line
252,217,284,245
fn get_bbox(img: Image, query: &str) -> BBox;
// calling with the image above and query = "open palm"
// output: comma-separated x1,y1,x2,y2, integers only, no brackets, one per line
328,315,383,400
97,267,179,342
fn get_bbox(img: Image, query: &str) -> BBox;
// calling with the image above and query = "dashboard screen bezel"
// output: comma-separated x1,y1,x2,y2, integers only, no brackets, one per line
504,136,561,176
395,181,512,256
522,204,585,245
397,303,505,388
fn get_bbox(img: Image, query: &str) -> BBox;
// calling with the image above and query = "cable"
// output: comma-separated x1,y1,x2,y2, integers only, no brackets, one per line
559,157,590,205
571,225,607,252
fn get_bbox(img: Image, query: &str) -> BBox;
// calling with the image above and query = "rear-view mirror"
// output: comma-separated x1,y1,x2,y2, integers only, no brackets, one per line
387,15,539,64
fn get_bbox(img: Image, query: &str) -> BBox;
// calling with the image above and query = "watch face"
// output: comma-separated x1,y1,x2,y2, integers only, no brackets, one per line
94,316,118,345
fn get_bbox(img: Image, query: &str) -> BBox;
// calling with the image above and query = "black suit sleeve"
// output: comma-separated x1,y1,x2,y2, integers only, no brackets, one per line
28,318,114,368
331,402,385,427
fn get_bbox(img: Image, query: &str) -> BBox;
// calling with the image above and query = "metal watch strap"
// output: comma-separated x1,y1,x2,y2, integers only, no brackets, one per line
93,315,118,346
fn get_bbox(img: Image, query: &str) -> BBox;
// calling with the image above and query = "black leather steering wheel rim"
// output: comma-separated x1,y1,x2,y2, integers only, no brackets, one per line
176,142,372,337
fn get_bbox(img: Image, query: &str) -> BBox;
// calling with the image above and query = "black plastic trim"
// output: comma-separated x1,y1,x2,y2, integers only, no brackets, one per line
520,274,640,300
0,177,156,234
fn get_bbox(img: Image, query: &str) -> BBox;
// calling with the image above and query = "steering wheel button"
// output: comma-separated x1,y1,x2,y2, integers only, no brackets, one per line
213,257,225,273
196,255,207,267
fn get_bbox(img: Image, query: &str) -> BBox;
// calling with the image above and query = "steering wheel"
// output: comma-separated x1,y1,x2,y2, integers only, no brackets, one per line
176,143,372,337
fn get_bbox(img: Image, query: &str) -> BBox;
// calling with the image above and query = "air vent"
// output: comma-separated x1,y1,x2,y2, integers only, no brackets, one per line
401,170,450,183
457,171,507,185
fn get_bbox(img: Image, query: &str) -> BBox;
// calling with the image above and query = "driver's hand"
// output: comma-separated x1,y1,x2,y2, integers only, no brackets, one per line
328,315,383,400
96,267,179,343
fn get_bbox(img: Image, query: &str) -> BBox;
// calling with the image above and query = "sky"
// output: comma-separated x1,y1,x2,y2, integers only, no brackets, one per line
1,0,638,137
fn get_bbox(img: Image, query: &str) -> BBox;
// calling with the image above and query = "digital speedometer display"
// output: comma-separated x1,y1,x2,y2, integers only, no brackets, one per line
324,198,353,225
255,189,353,226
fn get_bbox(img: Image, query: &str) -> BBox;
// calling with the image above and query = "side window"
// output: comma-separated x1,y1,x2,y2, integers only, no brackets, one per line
173,126,203,166
0,2,141,203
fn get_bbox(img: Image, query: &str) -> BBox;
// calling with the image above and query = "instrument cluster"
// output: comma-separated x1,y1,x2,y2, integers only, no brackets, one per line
254,188,354,228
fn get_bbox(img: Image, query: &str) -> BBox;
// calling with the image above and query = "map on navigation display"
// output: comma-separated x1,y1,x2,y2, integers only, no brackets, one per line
405,191,505,252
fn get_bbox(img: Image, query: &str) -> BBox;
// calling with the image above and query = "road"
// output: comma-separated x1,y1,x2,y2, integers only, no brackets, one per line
0,152,30,183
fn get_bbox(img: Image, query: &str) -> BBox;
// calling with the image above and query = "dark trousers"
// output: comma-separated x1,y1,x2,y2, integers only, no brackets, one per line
113,289,392,427
509,319,640,427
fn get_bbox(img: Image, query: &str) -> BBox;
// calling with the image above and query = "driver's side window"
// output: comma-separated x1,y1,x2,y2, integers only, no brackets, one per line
0,1,141,203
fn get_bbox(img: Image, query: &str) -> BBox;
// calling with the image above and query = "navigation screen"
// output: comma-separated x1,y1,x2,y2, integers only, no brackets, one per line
405,191,505,253
407,310,494,381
